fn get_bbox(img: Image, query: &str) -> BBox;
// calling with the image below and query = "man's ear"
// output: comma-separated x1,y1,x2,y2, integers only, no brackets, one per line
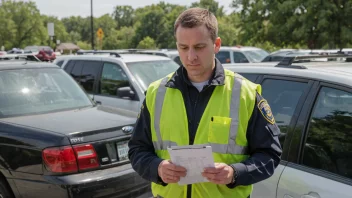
214,37,221,53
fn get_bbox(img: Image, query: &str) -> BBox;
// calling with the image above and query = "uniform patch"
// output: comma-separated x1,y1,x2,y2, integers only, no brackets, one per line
257,99,275,124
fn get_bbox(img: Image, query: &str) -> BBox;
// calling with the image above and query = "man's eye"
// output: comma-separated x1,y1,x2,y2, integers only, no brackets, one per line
195,46,204,50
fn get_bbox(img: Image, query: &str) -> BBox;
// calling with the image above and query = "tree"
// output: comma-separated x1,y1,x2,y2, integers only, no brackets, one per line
218,14,240,46
103,27,135,50
0,0,46,48
137,37,157,49
233,0,352,49
69,31,82,44
133,5,165,47
0,8,16,50
191,0,225,17
42,15,69,48
95,14,117,38
112,5,134,29
157,4,186,48
62,16,91,42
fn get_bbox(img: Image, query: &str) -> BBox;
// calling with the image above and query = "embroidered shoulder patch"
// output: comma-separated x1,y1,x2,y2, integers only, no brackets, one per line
257,99,275,124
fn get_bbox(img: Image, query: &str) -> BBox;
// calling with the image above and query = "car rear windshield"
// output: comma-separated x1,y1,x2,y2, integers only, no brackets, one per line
0,68,93,118
243,49,269,62
127,60,179,90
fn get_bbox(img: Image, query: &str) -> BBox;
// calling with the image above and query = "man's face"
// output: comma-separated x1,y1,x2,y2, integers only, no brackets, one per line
175,25,221,81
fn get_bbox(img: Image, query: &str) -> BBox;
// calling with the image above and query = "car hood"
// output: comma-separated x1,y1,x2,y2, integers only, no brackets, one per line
1,106,137,135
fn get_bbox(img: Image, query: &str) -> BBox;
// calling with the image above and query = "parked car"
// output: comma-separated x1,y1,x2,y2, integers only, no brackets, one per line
132,49,182,66
24,46,56,62
53,53,180,114
224,54,352,198
216,46,269,64
0,61,151,198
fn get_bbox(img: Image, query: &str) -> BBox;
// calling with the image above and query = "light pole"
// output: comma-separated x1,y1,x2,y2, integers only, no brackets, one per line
91,0,94,49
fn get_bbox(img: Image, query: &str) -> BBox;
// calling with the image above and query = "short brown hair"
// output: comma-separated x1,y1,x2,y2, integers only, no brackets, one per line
174,7,218,42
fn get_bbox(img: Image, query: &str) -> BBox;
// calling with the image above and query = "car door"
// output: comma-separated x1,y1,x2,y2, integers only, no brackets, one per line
93,62,140,113
277,83,352,198
250,75,314,198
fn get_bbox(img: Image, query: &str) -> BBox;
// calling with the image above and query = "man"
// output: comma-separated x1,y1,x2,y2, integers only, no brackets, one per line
128,7,282,198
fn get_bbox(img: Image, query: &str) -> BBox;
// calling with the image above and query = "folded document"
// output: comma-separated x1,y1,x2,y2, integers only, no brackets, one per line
167,145,215,185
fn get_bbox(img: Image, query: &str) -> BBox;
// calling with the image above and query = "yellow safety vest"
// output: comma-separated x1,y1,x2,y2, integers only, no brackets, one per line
145,69,261,198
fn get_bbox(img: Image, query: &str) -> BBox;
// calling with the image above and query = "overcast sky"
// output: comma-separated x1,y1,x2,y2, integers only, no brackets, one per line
32,0,234,19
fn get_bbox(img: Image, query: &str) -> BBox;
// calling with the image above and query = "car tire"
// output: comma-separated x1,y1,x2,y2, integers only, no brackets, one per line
0,178,13,198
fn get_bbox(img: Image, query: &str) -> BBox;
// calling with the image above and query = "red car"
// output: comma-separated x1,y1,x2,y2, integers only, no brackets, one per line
24,46,56,62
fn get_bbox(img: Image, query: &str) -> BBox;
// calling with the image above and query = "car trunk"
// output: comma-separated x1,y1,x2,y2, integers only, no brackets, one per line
2,106,136,168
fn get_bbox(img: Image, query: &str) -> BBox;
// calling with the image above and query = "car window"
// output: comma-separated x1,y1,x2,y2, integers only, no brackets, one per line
261,79,309,150
216,51,231,63
64,60,75,73
302,87,352,179
100,62,129,97
233,52,249,63
70,60,84,82
0,68,92,118
126,60,179,91
238,73,258,82
242,49,269,62
80,61,102,93
56,60,64,67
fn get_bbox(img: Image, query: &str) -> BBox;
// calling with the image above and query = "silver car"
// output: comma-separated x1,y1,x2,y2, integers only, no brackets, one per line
54,54,179,115
225,56,352,198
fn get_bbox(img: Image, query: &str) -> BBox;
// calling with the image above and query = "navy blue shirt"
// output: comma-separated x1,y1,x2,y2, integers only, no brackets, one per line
128,60,282,189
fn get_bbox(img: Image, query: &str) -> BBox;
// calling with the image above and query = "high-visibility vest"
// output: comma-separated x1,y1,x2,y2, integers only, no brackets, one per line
145,69,261,198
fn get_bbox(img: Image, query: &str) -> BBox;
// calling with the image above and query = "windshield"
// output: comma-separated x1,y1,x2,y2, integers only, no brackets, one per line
127,60,179,90
243,49,269,62
0,68,93,118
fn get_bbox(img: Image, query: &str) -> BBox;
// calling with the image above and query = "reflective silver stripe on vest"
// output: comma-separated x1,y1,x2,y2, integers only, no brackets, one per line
210,143,248,155
226,73,248,154
154,77,169,150
153,140,178,150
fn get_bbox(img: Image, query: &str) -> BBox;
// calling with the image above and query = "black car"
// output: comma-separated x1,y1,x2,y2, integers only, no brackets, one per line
0,62,150,198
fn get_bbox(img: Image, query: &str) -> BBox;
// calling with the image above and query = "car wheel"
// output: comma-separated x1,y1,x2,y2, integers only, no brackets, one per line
0,178,13,198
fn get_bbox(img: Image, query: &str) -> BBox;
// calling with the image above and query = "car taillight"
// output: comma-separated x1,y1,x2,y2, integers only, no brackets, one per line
42,146,78,173
73,144,99,170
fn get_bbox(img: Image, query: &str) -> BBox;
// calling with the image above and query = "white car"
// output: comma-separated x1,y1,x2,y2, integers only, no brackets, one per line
216,46,269,63
54,53,179,114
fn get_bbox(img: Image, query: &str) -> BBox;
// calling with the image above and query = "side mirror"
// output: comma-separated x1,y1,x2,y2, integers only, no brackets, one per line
117,86,135,99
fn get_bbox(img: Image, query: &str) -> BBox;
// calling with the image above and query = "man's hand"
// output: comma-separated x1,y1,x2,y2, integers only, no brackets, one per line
202,163,234,185
158,160,187,183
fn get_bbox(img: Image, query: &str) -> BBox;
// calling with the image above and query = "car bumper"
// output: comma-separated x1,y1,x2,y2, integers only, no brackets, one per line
13,163,151,198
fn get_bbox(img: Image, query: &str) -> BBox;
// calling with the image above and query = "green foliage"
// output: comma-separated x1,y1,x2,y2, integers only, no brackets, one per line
0,0,350,51
77,41,91,50
137,36,157,49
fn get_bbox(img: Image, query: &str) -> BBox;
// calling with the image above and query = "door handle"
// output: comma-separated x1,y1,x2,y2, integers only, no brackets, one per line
301,192,320,198
301,195,315,198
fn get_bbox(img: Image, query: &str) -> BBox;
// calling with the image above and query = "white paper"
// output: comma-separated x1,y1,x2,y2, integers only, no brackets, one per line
167,145,215,185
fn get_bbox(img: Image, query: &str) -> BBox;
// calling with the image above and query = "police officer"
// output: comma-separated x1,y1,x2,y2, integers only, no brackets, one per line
128,7,282,198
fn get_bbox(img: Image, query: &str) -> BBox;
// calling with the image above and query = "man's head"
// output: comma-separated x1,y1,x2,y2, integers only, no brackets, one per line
174,8,221,82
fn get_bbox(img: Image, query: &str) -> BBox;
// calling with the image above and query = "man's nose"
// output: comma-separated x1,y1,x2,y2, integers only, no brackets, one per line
187,48,197,62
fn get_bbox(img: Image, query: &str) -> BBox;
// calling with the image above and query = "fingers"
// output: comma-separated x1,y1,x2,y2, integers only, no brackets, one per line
166,163,187,172
159,160,187,183
202,171,227,180
164,168,187,177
